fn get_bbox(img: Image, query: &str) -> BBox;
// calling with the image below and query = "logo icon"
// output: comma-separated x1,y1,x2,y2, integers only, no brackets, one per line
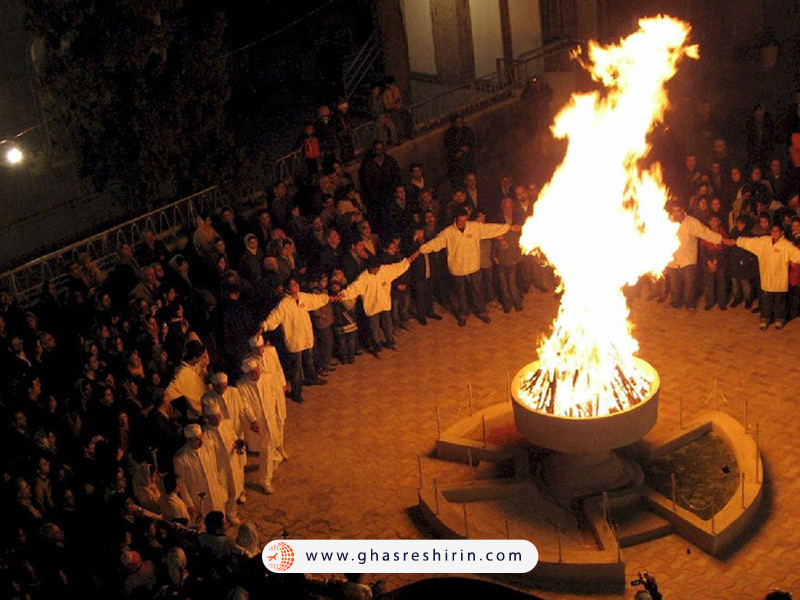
264,541,295,572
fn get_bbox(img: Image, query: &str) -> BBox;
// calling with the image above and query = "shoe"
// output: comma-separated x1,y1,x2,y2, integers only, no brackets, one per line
291,396,305,404
514,304,523,312
428,312,443,320
312,378,328,386
457,318,467,327
477,313,491,324
488,301,500,309
759,322,768,331
744,299,753,309
775,321,785,329
719,304,727,311
503,306,511,314
381,340,397,350
228,514,242,526
704,305,713,311
278,447,290,461
687,308,697,314
751,306,760,314
317,367,330,376
260,482,275,495
670,303,682,309
329,358,339,367
729,298,742,308
418,317,428,326
355,348,363,356
656,295,667,303
400,323,412,331
274,452,283,464
237,492,247,505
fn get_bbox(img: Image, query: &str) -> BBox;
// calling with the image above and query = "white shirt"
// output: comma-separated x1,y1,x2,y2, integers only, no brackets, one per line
165,362,208,417
262,292,330,352
419,221,510,276
173,440,227,514
340,259,410,316
669,215,723,268
737,236,800,292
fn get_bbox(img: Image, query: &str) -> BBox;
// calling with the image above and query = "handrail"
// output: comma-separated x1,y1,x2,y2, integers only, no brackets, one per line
1,39,577,306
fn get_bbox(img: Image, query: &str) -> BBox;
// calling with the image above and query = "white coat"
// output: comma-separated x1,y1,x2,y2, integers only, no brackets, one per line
205,387,255,441
669,215,723,268
737,235,800,292
203,422,245,501
419,221,510,276
262,292,330,352
172,439,227,515
340,259,410,316
237,374,282,484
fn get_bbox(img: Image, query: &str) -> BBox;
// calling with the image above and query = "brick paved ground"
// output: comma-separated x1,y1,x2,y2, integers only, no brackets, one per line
238,287,800,600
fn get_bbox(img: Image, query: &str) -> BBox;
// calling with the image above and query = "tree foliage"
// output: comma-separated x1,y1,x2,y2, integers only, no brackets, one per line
23,0,240,208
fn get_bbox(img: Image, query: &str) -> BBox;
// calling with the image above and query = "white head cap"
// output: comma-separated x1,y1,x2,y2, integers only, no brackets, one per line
241,358,259,374
211,372,228,385
184,423,202,439
249,334,264,348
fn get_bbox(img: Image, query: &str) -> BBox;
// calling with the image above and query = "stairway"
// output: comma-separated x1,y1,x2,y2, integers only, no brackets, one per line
342,30,381,101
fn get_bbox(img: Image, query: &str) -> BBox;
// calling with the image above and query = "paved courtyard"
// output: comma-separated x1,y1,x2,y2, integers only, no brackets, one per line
237,287,800,600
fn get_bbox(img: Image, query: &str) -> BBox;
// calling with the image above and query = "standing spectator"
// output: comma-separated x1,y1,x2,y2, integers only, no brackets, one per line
260,277,329,404
724,223,800,329
309,273,337,377
409,226,443,326
746,104,775,170
382,76,412,141
665,201,723,313
368,82,397,145
419,208,519,327
788,217,800,320
329,278,358,364
136,229,168,266
340,253,419,356
443,114,476,187
382,237,412,333
493,199,523,313
386,185,414,238
700,214,730,310
296,122,321,177
315,105,337,166
334,98,355,164
358,141,402,225
407,162,427,207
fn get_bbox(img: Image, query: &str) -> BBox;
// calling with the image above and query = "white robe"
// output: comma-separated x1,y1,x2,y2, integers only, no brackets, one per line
237,374,283,484
172,440,227,515
203,422,245,501
205,387,255,441
249,346,287,439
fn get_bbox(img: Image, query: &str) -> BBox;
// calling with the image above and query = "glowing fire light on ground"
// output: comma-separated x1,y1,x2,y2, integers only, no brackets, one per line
519,16,698,418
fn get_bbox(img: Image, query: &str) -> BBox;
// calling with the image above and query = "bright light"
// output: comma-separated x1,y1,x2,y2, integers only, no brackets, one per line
5,146,23,165
518,16,698,417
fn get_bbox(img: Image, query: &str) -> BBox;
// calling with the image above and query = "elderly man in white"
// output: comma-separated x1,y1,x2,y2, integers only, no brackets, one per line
723,223,800,329
419,206,520,327
172,424,227,524
204,372,259,458
236,358,286,494
261,276,330,403
202,401,244,525
339,251,420,355
247,334,288,449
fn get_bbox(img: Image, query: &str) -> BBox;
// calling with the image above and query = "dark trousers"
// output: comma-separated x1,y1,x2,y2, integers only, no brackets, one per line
667,265,698,308
335,331,356,361
703,264,728,308
414,277,434,318
391,290,410,327
731,277,754,304
788,285,800,320
497,264,522,310
452,271,485,318
760,291,786,324
368,311,394,347
313,326,334,370
517,256,546,293
480,266,496,303
289,348,316,401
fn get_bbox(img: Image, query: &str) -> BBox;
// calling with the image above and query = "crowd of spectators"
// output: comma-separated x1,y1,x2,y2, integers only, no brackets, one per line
2,81,800,599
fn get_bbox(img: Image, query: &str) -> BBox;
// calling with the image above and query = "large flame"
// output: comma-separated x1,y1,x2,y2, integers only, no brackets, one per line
518,16,697,418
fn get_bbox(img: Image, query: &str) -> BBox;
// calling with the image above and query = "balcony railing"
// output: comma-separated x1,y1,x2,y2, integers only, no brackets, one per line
1,40,579,307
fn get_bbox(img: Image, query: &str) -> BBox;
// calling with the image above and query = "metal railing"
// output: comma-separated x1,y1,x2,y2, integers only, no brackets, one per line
342,30,380,99
1,40,578,307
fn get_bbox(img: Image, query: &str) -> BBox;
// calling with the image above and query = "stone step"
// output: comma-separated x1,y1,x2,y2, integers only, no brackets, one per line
613,504,673,548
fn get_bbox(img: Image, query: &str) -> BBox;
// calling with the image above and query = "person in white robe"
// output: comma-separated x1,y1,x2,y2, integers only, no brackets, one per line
247,334,288,451
204,372,259,453
172,424,227,523
236,358,286,494
202,401,244,525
